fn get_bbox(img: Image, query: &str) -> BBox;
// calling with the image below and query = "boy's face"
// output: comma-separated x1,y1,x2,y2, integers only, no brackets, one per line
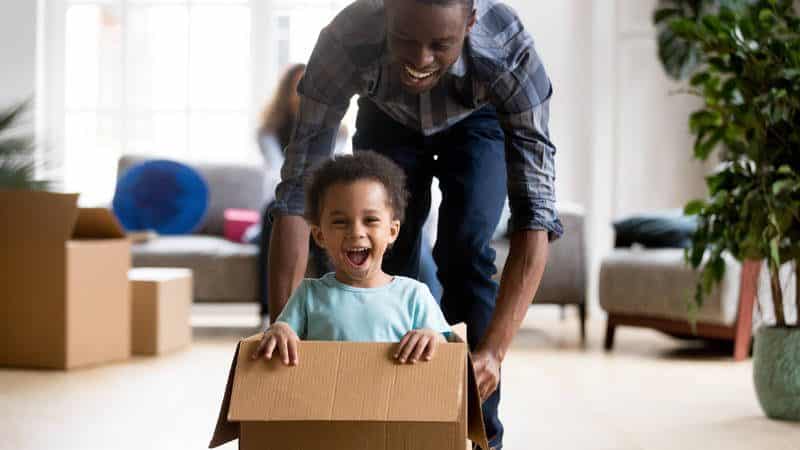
310,180,401,287
385,0,476,94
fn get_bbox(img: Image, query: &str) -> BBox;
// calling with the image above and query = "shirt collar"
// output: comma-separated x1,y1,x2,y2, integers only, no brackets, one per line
448,52,468,77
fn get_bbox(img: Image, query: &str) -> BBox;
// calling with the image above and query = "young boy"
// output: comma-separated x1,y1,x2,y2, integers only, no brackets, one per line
251,152,451,365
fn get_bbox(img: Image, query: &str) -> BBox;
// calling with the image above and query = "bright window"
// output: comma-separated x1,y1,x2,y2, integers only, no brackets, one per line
47,0,350,205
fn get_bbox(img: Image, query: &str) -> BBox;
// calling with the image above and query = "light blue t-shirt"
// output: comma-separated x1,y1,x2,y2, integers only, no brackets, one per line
275,273,451,342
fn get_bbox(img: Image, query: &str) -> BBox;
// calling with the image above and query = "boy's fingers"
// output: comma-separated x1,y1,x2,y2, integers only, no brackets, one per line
252,338,266,359
263,336,277,361
278,336,290,365
424,336,437,361
395,333,411,358
410,336,428,362
399,334,420,363
288,338,299,365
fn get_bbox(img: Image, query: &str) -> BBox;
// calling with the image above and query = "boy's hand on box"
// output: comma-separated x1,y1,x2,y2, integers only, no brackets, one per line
251,322,300,366
394,328,444,364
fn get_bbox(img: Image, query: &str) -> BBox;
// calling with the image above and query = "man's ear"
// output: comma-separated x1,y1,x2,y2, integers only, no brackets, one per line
466,9,477,32
389,219,401,244
310,225,326,249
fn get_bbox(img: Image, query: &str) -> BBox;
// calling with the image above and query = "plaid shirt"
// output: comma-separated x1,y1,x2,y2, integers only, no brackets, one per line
273,0,563,239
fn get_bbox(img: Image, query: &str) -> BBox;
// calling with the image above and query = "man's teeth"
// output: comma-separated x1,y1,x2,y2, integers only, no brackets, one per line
404,65,436,80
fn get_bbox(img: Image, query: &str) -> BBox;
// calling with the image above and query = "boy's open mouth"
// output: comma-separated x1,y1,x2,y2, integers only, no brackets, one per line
345,247,370,267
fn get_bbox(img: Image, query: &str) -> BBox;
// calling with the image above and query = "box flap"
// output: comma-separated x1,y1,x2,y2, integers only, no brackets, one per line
72,208,126,239
467,353,490,450
0,190,79,242
209,343,241,448
228,336,465,423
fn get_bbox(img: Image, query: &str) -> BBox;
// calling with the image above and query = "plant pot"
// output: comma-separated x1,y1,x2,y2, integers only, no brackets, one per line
753,326,800,421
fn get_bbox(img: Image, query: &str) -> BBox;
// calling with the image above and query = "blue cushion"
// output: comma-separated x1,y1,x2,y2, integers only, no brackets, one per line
613,210,698,248
113,159,209,235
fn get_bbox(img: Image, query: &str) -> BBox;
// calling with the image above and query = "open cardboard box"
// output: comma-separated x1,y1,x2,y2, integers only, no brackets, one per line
0,190,131,369
209,330,490,450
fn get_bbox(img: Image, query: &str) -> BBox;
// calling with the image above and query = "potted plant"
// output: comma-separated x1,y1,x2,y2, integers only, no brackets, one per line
0,100,49,190
655,0,800,420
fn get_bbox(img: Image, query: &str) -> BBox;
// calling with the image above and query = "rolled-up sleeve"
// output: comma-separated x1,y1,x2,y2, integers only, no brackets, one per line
489,45,563,241
270,27,359,219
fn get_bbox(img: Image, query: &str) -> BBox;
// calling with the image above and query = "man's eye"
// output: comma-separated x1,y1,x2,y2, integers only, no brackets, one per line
433,43,451,51
332,220,346,226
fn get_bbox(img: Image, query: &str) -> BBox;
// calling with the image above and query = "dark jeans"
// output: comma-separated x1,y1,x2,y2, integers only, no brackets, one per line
353,97,507,449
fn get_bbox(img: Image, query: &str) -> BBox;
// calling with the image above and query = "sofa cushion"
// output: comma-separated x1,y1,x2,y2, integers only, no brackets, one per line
131,236,258,302
599,248,741,326
118,155,265,236
613,211,698,249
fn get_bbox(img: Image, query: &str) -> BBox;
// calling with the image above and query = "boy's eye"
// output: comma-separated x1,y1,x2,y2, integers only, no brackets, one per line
365,217,380,224
331,219,346,226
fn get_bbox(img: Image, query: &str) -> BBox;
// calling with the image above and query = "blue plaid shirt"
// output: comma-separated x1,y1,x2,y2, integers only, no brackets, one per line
272,0,563,239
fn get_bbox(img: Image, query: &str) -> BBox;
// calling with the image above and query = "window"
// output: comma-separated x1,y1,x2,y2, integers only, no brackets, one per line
44,0,350,205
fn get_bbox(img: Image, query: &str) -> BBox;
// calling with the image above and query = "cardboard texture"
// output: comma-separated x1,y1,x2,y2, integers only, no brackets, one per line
0,190,131,369
129,268,193,355
209,334,489,450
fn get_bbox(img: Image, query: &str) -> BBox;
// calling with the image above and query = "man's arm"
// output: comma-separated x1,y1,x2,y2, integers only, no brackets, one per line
476,36,564,399
267,215,310,323
473,229,548,399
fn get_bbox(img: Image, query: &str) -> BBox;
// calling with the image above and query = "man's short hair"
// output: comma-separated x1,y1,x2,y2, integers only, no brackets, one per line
304,151,409,225
415,0,475,14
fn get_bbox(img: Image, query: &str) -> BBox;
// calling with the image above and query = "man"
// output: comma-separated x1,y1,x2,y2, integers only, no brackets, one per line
258,0,562,448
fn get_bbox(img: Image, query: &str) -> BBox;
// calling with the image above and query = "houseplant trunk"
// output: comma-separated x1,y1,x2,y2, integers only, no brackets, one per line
752,262,800,421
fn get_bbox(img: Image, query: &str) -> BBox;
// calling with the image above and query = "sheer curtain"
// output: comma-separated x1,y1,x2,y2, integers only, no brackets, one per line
45,0,351,206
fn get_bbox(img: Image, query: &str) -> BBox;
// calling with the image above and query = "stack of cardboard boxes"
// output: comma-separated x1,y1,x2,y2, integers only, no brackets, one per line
0,191,192,369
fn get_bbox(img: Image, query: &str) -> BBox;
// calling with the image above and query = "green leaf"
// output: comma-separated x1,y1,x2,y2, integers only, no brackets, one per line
685,199,706,215
770,238,780,267
759,9,775,23
772,179,795,195
777,165,795,176
690,72,711,86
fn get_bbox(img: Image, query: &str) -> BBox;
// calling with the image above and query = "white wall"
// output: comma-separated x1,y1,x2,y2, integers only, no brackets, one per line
505,0,593,208
0,0,37,107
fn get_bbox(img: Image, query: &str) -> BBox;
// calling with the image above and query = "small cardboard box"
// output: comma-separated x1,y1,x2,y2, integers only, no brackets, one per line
129,267,193,355
0,190,131,369
209,334,490,450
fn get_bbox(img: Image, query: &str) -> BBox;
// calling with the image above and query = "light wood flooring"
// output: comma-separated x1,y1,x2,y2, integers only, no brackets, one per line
2,305,798,450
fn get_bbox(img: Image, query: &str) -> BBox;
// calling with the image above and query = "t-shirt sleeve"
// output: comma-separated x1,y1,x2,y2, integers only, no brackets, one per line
410,283,452,336
274,280,309,339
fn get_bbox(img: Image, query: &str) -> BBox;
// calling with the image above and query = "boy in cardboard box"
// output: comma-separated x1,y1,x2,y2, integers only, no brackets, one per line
252,151,452,365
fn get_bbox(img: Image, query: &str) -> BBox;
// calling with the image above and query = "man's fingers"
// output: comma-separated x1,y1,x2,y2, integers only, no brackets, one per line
399,334,420,362
288,338,299,365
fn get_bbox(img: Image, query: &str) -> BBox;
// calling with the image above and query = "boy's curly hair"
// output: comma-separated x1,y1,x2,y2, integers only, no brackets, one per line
304,151,409,226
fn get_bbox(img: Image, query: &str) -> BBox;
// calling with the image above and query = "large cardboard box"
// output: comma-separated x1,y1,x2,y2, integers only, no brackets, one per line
129,267,193,355
0,191,132,369
209,334,490,450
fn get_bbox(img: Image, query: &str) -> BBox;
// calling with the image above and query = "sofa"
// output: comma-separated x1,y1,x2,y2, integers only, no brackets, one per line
491,204,588,341
117,155,265,303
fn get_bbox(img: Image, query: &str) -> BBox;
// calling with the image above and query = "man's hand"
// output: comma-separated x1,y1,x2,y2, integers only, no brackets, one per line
251,322,300,365
472,348,501,402
394,328,444,363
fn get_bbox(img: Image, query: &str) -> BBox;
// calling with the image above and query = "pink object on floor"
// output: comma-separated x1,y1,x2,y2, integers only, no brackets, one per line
224,208,260,243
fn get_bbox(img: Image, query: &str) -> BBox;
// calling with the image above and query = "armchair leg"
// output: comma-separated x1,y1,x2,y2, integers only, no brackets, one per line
578,303,587,343
604,316,616,351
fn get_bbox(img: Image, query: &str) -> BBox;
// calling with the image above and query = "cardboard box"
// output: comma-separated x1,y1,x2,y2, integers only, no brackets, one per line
0,191,131,369
129,267,193,355
209,334,489,450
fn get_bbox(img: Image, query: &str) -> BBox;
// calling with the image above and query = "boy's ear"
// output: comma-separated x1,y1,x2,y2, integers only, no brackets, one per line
389,219,401,244
310,225,326,248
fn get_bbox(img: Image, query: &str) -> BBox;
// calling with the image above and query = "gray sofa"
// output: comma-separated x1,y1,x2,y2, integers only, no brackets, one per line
117,155,265,303
491,204,588,340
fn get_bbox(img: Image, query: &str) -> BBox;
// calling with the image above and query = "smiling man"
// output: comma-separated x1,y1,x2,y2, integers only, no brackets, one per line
262,0,563,448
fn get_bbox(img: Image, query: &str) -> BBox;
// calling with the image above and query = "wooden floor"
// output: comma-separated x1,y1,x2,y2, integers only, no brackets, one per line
2,306,798,450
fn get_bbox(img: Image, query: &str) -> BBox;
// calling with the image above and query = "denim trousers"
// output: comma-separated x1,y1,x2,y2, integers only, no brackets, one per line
354,97,507,449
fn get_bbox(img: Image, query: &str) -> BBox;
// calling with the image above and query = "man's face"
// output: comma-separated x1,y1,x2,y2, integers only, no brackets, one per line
385,0,476,94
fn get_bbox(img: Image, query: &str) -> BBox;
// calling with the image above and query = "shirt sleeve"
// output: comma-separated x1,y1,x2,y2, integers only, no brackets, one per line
274,281,309,339
489,45,564,241
410,283,452,336
270,27,361,219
